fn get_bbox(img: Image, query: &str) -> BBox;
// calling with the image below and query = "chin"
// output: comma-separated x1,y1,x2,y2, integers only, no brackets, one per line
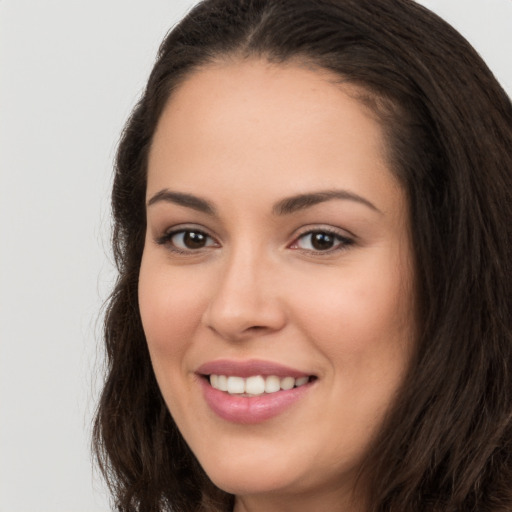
198,451,304,496
209,472,299,498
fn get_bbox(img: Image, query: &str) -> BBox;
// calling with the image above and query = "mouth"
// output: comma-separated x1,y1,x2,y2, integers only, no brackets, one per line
196,360,317,423
207,374,314,396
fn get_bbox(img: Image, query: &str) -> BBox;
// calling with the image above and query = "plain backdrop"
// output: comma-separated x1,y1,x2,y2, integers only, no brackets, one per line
0,1,511,511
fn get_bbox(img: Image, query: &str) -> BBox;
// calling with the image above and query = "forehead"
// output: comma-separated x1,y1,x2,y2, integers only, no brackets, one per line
151,59,383,157
147,59,403,217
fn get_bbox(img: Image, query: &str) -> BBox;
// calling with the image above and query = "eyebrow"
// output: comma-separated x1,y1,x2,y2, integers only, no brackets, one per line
272,190,381,215
147,188,380,216
147,189,217,215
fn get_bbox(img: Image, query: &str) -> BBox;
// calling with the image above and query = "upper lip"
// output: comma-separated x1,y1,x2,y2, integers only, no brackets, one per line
196,359,313,379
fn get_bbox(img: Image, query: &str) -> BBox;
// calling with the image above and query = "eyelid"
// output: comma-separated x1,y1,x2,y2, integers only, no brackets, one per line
292,224,355,239
153,223,355,255
288,225,355,253
155,224,220,253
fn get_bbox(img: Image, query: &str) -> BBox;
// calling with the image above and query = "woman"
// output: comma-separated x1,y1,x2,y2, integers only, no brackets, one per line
93,0,512,510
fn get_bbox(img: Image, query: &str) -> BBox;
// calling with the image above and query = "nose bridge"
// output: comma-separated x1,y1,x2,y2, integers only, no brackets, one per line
202,238,285,339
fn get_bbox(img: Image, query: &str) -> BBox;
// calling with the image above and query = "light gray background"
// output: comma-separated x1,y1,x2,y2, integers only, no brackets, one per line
1,1,511,511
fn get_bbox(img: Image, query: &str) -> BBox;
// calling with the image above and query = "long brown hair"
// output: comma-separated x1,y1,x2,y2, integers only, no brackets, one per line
93,1,512,510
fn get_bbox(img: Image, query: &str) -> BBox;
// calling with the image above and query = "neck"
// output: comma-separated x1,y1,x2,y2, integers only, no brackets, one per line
233,485,364,512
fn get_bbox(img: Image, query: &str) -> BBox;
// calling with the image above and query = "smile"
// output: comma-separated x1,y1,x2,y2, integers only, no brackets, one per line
197,360,317,423
209,374,310,396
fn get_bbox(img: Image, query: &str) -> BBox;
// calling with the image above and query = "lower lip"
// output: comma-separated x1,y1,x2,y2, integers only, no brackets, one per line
200,378,313,424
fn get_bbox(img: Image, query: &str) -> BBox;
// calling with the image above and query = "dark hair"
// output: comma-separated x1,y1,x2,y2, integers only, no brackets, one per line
93,1,512,510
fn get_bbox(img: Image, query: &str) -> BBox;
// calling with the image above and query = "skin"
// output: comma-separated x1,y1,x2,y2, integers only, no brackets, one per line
139,59,416,512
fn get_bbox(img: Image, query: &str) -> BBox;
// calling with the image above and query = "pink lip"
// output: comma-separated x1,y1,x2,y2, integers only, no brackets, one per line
196,359,311,378
196,359,315,424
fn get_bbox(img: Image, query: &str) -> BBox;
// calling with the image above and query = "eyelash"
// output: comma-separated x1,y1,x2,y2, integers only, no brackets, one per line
289,228,354,254
155,227,354,255
156,228,218,255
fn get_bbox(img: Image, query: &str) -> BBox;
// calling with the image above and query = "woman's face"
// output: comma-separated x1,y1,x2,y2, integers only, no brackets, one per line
139,60,416,510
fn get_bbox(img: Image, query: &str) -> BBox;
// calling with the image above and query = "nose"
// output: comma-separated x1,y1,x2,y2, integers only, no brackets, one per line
201,246,287,341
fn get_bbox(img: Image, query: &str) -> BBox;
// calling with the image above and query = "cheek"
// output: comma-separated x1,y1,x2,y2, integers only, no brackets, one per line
138,255,208,366
288,252,414,372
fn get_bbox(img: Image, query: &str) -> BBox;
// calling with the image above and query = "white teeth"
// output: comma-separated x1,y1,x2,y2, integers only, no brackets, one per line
227,376,245,394
217,375,228,391
280,376,295,390
295,376,309,387
209,374,310,395
245,375,265,395
264,375,281,393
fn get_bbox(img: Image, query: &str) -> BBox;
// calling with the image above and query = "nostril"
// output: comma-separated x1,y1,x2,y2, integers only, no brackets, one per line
201,293,287,340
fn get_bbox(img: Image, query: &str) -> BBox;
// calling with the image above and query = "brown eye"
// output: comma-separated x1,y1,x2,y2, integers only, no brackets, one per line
294,230,353,252
310,232,336,250
181,231,208,249
167,230,217,251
